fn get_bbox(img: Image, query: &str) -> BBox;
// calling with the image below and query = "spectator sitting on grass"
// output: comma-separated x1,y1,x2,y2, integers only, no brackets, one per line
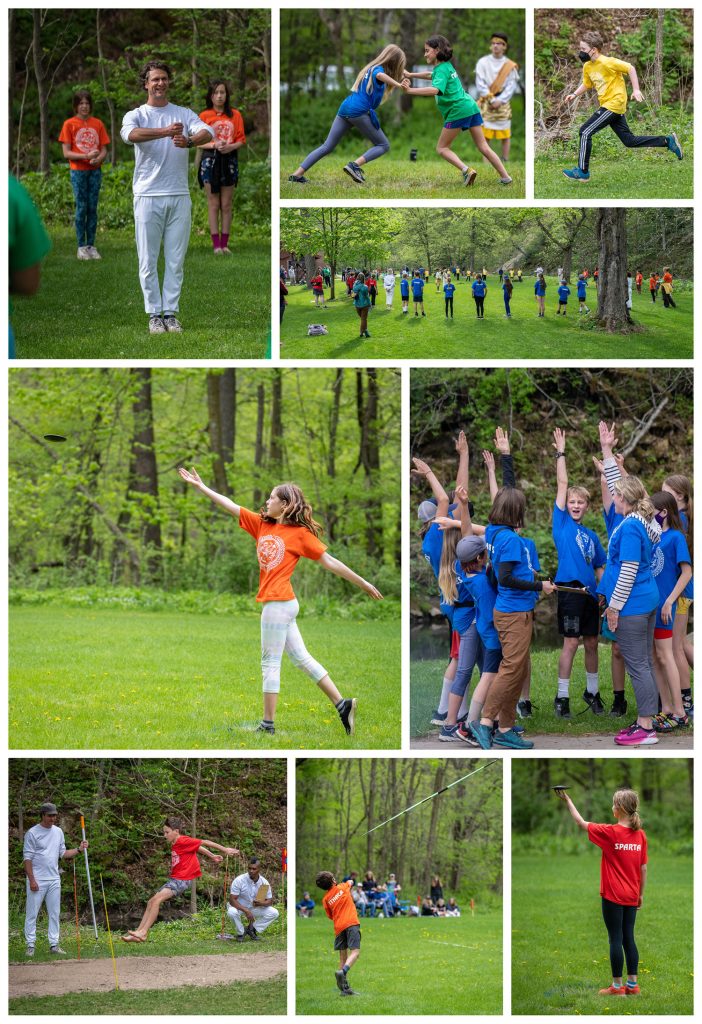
421,896,435,916
446,897,461,917
435,898,447,917
296,892,316,917
352,881,369,913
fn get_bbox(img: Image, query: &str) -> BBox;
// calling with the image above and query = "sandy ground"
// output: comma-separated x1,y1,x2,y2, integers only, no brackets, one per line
411,731,694,750
9,952,287,998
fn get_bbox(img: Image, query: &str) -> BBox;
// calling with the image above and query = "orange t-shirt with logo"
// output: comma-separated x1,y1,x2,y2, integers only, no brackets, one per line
198,108,246,146
239,506,327,602
322,880,360,935
58,116,110,171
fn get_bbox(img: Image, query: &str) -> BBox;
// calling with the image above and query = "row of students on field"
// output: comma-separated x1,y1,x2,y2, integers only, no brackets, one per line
415,424,693,749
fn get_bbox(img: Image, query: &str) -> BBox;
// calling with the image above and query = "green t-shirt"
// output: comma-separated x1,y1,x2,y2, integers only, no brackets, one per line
353,281,371,308
431,61,480,122
9,176,52,274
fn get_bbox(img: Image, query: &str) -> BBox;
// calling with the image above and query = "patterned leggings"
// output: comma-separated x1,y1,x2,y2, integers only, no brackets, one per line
70,169,102,247
260,599,327,693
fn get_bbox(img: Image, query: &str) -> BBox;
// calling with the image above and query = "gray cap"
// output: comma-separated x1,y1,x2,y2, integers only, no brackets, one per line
456,536,487,563
417,500,437,522
40,802,58,815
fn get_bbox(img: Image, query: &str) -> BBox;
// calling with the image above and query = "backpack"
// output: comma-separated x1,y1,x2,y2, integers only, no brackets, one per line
307,324,329,336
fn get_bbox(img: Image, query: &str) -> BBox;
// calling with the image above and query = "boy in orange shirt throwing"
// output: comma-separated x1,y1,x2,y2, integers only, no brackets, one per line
316,872,361,996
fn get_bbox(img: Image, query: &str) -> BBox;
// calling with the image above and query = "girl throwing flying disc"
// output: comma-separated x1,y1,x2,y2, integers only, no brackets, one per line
178,468,383,736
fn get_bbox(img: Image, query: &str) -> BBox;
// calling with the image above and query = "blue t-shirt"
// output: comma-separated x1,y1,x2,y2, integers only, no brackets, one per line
411,276,424,299
444,282,456,298
602,503,624,538
486,524,539,613
652,528,691,627
460,568,499,649
400,278,410,298
558,285,570,302
502,281,512,296
338,66,385,117
472,280,486,297
577,279,587,299
522,536,541,573
453,560,477,634
679,510,694,599
552,502,607,596
598,516,659,616
534,279,546,296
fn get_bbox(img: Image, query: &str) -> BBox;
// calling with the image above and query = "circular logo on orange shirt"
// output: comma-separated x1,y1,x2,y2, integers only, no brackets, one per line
213,119,235,143
75,126,100,153
258,534,285,571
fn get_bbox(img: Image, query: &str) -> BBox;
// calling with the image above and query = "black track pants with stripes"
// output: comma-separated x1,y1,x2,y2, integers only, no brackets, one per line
577,107,668,173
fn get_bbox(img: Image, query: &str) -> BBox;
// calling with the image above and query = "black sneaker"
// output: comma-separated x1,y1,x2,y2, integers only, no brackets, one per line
236,934,246,942
583,690,606,715
246,924,260,941
517,700,532,719
255,721,275,735
288,174,310,183
338,698,357,735
431,709,447,726
335,969,346,992
554,696,572,719
610,694,628,718
343,161,365,184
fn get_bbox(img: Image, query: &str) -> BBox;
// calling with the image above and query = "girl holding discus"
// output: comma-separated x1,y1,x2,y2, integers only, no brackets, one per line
198,80,246,254
289,45,408,184
178,468,383,736
402,36,512,187
556,787,647,997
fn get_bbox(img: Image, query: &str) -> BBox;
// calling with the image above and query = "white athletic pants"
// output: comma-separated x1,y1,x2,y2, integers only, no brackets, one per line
133,194,192,315
25,879,61,947
260,599,327,693
384,285,395,307
227,904,280,936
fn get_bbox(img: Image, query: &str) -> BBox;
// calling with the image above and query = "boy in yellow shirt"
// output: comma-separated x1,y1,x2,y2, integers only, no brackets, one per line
562,31,682,181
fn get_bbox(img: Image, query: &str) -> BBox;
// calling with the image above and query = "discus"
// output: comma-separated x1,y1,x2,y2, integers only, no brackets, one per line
44,434,67,442
552,785,570,792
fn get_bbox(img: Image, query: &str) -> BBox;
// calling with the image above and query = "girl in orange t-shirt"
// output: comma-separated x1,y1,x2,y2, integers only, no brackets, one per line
58,90,110,260
178,468,383,736
557,787,647,997
197,80,246,254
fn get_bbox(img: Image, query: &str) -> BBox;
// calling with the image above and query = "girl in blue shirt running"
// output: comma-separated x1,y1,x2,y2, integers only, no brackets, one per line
289,46,408,184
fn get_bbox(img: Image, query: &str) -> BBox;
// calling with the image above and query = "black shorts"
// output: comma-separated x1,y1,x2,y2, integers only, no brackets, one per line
557,582,600,637
334,924,361,951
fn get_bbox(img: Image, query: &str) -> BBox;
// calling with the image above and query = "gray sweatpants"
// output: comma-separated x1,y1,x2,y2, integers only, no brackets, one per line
301,115,390,171
614,610,659,716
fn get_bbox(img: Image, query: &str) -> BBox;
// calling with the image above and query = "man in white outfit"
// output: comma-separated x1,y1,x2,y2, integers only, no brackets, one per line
121,61,214,335
23,802,88,956
475,34,520,161
383,268,396,308
227,857,280,942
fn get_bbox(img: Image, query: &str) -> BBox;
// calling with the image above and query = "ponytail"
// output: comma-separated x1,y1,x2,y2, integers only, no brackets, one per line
612,788,642,831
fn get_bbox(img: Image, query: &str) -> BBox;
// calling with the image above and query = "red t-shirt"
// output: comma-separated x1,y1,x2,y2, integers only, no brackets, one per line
170,835,203,880
310,275,324,292
323,880,360,935
198,108,246,146
587,822,647,906
238,506,327,602
58,116,110,171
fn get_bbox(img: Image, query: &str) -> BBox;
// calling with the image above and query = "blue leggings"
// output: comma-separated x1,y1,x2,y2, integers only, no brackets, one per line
450,622,484,698
301,115,390,171
70,169,102,247
504,295,511,315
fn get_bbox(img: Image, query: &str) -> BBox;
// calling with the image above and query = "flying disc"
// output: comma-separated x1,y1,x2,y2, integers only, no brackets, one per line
44,434,67,442
552,785,570,792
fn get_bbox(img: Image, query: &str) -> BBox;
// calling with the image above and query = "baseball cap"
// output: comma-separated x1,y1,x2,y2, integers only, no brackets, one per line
417,500,438,522
456,536,487,563
40,802,59,815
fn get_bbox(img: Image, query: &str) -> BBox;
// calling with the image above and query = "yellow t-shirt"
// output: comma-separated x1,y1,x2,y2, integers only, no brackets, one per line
583,55,632,115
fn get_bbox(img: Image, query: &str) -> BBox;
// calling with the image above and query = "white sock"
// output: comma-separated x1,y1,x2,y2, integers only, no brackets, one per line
585,672,599,695
437,676,453,715
469,699,483,722
557,678,570,698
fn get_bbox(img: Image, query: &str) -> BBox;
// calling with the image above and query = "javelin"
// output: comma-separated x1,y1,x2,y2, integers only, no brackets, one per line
362,760,499,837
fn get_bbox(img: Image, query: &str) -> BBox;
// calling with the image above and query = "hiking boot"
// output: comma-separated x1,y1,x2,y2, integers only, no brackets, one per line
493,728,534,750
667,133,683,159
439,723,460,742
148,315,166,334
462,167,477,186
431,709,447,726
554,696,572,719
288,174,310,183
255,721,275,735
516,700,533,719
338,698,356,735
162,315,183,333
610,693,628,718
343,161,365,183
583,690,606,715
562,167,590,181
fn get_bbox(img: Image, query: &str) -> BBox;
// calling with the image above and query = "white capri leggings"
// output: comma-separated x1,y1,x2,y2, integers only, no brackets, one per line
261,599,327,693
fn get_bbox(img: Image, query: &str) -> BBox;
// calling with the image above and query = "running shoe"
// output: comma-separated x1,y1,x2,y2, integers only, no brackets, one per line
49,945,67,955
609,694,628,718
288,174,310,183
468,721,494,749
583,690,606,715
148,315,166,334
614,723,658,747
516,700,533,719
562,167,590,181
86,246,102,259
456,723,480,746
598,985,626,996
162,315,183,333
431,709,448,725
493,728,534,750
667,133,683,159
335,970,346,992
25,946,34,957
462,167,477,186
554,696,572,719
77,246,91,259
624,984,640,995
246,924,260,941
343,162,365,184
255,721,275,735
499,177,513,185
338,698,357,735
439,724,460,742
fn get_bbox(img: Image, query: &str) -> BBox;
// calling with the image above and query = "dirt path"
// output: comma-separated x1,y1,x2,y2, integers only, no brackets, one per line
411,731,694,750
9,952,287,998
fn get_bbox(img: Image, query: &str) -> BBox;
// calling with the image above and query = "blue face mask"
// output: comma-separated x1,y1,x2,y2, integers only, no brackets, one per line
655,512,666,526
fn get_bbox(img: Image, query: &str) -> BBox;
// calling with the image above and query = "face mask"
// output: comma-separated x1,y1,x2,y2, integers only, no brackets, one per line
578,51,591,63
655,512,666,526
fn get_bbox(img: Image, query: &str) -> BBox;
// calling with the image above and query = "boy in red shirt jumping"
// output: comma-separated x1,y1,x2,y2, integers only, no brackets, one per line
122,817,238,942
316,871,361,996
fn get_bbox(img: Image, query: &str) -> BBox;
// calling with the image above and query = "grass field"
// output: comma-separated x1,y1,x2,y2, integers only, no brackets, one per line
12,228,269,359
9,607,400,749
280,275,693,360
296,910,502,1015
512,852,693,1015
534,150,693,200
410,648,693,741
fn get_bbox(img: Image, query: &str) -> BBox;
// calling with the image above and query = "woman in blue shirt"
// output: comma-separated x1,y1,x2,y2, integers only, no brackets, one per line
289,45,407,184
472,274,487,319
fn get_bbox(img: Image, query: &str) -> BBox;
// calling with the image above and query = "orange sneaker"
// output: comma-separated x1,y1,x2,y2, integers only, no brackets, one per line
624,984,640,995
598,985,626,996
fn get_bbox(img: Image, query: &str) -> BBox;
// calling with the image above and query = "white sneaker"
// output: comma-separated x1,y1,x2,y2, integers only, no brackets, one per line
50,945,67,955
221,246,232,255
148,315,167,334
162,315,183,333
213,248,224,256
77,247,91,260
86,246,102,259
25,946,35,957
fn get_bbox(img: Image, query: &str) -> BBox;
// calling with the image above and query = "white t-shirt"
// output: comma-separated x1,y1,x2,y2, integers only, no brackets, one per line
23,823,66,882
230,872,272,910
384,273,396,289
120,102,213,197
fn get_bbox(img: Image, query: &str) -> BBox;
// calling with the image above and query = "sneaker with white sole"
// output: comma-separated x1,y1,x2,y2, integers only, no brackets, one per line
50,945,67,955
148,315,167,334
614,723,658,747
338,698,356,735
493,727,534,750
77,246,91,260
439,723,460,742
431,709,447,726
343,161,365,184
25,946,35,957
86,246,102,259
162,315,183,333
516,699,533,718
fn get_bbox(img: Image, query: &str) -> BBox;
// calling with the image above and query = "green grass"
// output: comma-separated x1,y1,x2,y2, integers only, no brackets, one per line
9,976,286,1015
296,911,502,1015
512,853,693,1014
12,228,269,359
9,607,400,749
281,275,693,360
411,647,694,739
534,151,693,200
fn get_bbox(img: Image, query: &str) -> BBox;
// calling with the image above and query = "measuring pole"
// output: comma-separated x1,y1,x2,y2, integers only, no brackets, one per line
220,855,229,936
73,861,81,960
80,815,98,939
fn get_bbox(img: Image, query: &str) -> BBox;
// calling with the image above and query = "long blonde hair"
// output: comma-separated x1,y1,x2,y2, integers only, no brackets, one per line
613,788,642,831
261,483,322,537
352,45,406,101
437,527,460,605
613,475,656,521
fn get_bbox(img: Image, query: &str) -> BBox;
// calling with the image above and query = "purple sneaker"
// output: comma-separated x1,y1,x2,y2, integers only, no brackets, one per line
614,723,658,747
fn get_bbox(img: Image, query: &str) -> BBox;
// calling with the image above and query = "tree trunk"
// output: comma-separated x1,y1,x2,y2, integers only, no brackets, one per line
326,369,343,541
596,209,631,331
32,10,50,174
207,372,231,495
96,11,117,165
220,369,236,470
253,383,265,508
423,764,446,895
399,10,418,113
128,369,162,581
356,370,383,558
9,10,15,164
654,10,664,106
269,370,283,475
365,760,377,869
261,22,271,158
191,14,199,101
190,759,202,914
304,253,316,286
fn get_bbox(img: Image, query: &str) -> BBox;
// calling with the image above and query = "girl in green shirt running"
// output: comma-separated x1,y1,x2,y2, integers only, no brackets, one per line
403,35,512,187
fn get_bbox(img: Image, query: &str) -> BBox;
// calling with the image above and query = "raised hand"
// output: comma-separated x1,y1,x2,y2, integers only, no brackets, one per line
178,466,204,488
455,484,468,504
455,430,468,455
598,420,618,450
494,426,510,455
411,457,432,477
482,450,496,473
552,427,566,453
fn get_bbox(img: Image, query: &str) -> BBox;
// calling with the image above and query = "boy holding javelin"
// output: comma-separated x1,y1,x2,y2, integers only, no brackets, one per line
316,871,361,996
562,31,683,181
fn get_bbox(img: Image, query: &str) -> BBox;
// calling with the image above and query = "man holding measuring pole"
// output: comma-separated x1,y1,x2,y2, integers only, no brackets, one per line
23,802,88,957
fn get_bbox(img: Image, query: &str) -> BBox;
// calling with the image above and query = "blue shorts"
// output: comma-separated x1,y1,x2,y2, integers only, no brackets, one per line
482,646,502,673
160,878,192,896
444,113,483,131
